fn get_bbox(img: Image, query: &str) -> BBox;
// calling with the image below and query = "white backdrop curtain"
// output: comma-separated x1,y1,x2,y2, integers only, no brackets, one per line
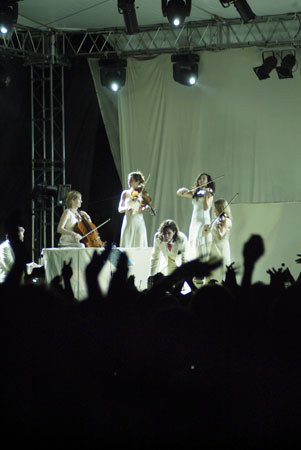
89,48,301,282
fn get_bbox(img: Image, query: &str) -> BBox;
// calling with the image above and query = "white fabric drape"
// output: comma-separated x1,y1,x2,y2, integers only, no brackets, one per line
90,48,301,281
117,49,301,242
89,59,122,178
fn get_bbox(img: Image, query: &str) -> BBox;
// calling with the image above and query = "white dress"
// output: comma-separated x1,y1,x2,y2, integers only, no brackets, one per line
188,197,212,260
58,210,85,248
120,198,148,248
210,217,232,282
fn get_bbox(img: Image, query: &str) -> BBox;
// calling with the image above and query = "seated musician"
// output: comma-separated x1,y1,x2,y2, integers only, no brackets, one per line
0,225,42,283
57,190,91,248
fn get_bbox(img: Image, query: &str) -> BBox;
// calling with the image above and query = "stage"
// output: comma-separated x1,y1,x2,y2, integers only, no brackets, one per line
42,246,153,300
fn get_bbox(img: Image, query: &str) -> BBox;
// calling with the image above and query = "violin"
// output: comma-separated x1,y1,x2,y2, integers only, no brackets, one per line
74,212,106,248
132,185,157,216
218,212,229,221
216,212,230,229
194,187,214,198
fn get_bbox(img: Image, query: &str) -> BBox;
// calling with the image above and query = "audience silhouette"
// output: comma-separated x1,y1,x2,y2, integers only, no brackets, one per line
1,220,301,449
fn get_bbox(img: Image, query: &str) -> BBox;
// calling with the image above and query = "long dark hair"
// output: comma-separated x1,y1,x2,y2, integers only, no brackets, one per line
192,173,216,199
128,171,145,186
158,219,179,242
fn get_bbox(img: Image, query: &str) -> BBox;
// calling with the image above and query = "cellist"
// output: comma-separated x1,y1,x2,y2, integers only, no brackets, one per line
57,190,91,247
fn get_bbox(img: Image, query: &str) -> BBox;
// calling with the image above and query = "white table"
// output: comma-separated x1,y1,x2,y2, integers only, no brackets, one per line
42,247,153,300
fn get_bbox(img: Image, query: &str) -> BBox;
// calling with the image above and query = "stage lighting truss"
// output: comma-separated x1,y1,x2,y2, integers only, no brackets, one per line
171,53,199,86
253,53,277,80
162,0,191,27
118,0,139,35
0,0,19,37
276,52,297,79
219,0,256,24
99,58,127,92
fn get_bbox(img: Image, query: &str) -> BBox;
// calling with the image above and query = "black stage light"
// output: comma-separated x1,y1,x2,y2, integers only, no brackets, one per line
0,1,18,36
219,0,256,23
99,58,127,92
253,55,277,80
162,0,191,27
276,54,296,79
118,0,139,35
33,184,59,207
57,184,72,206
171,53,199,86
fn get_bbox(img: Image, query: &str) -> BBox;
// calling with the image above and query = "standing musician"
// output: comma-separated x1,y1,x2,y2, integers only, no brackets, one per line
118,171,149,248
203,198,232,282
177,173,215,261
57,190,92,248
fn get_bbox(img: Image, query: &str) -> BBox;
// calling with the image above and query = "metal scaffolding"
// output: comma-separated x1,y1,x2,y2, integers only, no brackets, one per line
1,13,301,60
63,13,301,57
31,62,66,261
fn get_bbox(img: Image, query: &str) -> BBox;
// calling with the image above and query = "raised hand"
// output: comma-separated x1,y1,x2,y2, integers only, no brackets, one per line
108,251,129,300
85,244,112,301
242,234,264,287
223,262,238,289
267,264,294,288
243,234,264,266
296,254,301,264
61,258,73,280
146,257,222,298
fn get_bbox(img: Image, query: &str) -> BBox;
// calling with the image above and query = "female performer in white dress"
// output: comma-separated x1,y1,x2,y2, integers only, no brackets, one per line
177,173,215,260
57,190,91,247
118,171,148,248
203,198,232,282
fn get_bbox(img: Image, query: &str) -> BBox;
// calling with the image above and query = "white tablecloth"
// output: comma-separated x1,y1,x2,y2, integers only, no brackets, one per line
42,247,153,300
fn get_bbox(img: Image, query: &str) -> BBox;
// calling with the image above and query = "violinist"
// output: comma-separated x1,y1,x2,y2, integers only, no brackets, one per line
118,171,148,248
57,190,91,248
203,199,232,282
177,173,215,261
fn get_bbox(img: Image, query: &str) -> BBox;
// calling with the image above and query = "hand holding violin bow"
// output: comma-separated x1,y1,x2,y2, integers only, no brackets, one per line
131,184,157,216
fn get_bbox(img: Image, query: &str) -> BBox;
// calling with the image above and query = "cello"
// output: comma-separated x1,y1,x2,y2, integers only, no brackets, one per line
74,214,110,248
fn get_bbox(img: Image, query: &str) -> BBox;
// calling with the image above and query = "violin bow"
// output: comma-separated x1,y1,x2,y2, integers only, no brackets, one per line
190,174,225,192
143,173,151,189
79,218,111,240
209,192,239,227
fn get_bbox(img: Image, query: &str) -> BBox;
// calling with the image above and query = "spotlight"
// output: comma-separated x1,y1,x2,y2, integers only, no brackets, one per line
99,58,127,92
118,0,139,35
162,0,191,27
171,53,199,86
253,55,277,80
0,1,18,36
219,0,256,23
276,54,296,79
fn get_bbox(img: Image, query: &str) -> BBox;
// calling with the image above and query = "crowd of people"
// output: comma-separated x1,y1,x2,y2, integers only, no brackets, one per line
1,218,301,448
